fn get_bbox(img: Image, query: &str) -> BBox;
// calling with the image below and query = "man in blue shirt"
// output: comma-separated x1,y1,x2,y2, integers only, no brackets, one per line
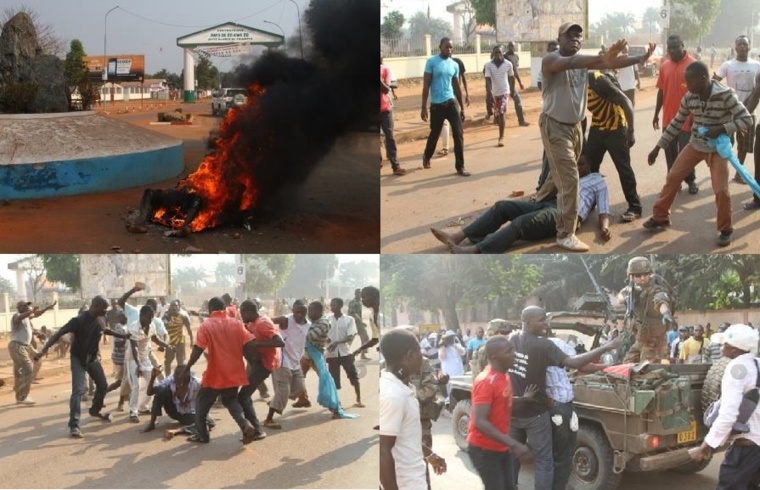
466,327,486,368
421,37,470,176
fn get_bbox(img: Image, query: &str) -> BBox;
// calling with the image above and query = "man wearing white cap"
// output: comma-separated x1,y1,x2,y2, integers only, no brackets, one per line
690,324,760,487
534,22,654,251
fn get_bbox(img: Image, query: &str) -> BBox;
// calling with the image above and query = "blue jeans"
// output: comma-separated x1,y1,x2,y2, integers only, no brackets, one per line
510,411,554,490
549,402,577,490
462,199,557,253
69,357,108,429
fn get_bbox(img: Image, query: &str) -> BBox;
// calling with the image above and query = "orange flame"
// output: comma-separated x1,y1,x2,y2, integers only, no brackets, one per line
151,84,266,232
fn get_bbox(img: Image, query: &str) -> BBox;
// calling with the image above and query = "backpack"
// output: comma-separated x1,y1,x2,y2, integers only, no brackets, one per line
704,358,760,433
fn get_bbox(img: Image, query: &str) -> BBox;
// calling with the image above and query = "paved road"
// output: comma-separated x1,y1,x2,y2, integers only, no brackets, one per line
430,412,725,490
381,76,760,254
0,353,379,489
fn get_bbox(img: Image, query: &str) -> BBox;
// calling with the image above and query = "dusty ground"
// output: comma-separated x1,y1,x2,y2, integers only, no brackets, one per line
0,101,379,253
382,74,760,254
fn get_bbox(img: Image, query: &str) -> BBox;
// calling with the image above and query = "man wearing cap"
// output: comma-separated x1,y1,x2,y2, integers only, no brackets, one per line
689,324,760,487
534,22,653,251
9,299,56,405
617,256,676,363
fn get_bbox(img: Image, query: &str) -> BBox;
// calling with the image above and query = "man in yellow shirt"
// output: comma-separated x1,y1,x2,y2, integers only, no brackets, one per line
679,324,709,364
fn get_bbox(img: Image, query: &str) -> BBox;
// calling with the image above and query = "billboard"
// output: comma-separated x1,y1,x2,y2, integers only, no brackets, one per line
496,0,588,42
80,254,170,299
83,54,145,82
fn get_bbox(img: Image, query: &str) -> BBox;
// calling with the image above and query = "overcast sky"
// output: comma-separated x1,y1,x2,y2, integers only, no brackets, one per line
7,0,310,74
381,0,664,29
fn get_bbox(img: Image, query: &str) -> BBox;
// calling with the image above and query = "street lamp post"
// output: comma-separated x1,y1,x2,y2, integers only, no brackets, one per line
263,20,285,50
104,5,119,106
287,0,304,58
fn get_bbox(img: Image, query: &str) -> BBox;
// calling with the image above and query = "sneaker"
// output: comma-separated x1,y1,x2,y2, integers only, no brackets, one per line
556,235,590,252
129,413,140,423
263,420,282,430
437,148,449,156
717,231,733,247
642,217,671,231
688,182,699,194
744,200,760,211
456,168,472,177
620,209,642,223
16,398,36,406
70,427,83,438
392,167,407,176
497,138,504,147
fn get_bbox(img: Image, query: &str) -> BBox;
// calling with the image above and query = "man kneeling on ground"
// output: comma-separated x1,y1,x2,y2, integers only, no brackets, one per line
140,364,214,435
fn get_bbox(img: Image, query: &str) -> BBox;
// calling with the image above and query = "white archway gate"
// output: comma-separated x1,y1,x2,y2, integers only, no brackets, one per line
176,22,284,102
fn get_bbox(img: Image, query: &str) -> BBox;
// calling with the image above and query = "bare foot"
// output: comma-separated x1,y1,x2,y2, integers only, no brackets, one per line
164,430,176,440
601,227,611,242
430,227,464,252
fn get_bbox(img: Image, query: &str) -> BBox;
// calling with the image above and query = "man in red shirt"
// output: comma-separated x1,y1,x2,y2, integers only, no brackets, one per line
653,35,699,194
467,336,535,490
237,300,284,441
180,296,258,444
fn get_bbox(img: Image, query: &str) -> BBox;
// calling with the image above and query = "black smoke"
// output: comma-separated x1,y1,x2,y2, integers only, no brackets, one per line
205,0,377,210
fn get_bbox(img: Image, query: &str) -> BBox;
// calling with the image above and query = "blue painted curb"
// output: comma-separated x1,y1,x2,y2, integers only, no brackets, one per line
0,143,184,200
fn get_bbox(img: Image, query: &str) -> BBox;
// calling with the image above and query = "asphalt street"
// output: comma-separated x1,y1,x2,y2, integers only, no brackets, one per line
381,76,760,254
0,352,379,489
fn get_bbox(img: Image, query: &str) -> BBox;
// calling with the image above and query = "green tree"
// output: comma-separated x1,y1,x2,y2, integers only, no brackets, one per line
194,52,218,90
243,255,296,295
64,40,87,94
0,276,15,296
39,254,81,291
407,11,453,44
381,10,405,37
668,0,721,43
469,0,496,27
592,12,636,41
215,261,237,288
173,266,207,293
641,6,662,34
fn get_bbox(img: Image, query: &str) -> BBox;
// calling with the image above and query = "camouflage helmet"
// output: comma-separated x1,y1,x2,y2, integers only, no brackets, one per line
627,256,651,275
486,318,512,336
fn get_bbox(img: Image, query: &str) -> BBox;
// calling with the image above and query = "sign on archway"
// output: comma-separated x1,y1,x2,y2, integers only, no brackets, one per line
176,22,284,102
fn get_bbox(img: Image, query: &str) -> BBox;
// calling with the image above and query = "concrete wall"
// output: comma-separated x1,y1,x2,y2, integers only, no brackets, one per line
386,51,532,82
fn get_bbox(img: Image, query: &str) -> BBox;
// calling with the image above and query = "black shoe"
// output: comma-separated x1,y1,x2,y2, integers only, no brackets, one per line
456,168,472,177
642,217,670,231
392,167,407,176
717,231,733,247
292,400,311,408
519,121,530,127
688,182,699,194
744,200,760,211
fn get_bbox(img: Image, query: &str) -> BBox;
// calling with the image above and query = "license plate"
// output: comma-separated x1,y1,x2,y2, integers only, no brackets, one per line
677,420,697,444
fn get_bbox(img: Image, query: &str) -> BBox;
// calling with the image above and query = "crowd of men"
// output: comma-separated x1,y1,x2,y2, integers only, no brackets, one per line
381,24,760,251
8,284,381,443
380,256,760,490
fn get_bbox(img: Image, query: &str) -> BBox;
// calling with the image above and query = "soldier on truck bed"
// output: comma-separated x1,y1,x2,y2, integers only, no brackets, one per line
617,256,676,363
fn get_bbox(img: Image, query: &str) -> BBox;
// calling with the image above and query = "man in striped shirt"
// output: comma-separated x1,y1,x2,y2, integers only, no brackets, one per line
161,300,193,375
645,61,754,247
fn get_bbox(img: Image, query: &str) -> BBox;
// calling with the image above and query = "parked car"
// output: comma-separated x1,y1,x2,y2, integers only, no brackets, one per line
629,45,664,77
211,88,248,116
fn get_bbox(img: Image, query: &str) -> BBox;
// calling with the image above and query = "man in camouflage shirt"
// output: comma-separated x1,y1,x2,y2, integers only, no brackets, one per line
294,301,331,407
617,256,676,363
411,358,449,490
471,319,515,379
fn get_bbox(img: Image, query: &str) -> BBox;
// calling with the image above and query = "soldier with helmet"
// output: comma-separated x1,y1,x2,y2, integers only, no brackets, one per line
617,256,676,363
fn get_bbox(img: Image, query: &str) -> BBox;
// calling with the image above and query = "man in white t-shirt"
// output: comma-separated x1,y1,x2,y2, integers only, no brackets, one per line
485,45,515,147
713,35,760,194
326,298,364,407
380,328,446,490
617,45,641,106
263,300,311,430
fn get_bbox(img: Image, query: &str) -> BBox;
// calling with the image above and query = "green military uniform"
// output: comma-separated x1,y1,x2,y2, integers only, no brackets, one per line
471,319,515,380
410,358,444,490
620,257,674,363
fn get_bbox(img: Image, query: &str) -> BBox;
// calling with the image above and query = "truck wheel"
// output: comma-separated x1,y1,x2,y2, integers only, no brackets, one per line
702,356,731,410
569,424,621,490
670,454,712,474
451,399,471,452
